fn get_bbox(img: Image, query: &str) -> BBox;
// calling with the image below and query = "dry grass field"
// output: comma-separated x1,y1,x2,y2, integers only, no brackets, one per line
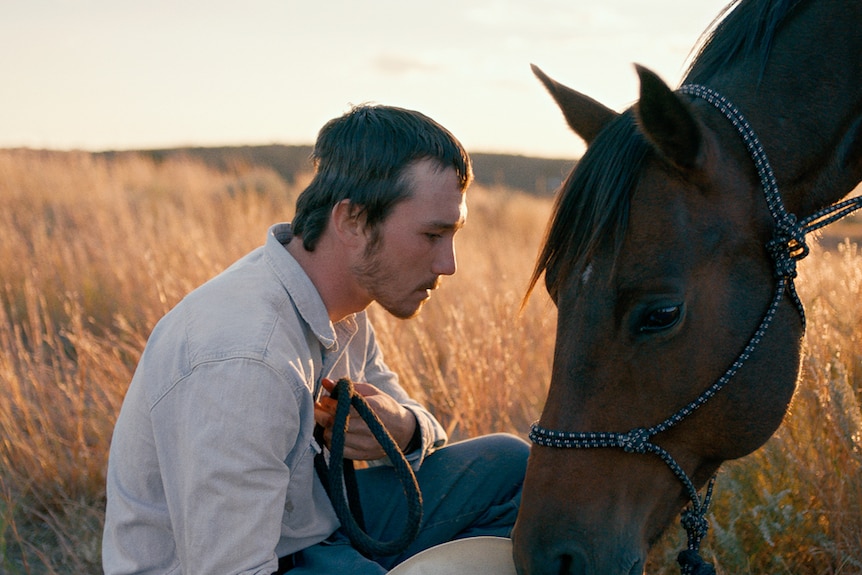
0,149,860,574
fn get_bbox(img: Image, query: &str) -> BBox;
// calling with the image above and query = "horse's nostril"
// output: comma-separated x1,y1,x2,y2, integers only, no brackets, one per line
551,548,643,575
558,553,571,575
556,550,587,575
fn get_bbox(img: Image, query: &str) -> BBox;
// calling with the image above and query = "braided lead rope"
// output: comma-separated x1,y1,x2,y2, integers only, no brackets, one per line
801,195,862,235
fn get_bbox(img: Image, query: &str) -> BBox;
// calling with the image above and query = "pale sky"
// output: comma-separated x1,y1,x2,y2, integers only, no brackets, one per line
2,0,731,159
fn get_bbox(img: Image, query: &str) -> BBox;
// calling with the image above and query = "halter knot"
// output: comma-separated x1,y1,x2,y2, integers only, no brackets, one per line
766,213,808,279
618,427,650,454
679,506,710,541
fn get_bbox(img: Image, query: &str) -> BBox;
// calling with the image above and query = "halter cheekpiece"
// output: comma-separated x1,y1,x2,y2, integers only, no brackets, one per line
529,84,862,575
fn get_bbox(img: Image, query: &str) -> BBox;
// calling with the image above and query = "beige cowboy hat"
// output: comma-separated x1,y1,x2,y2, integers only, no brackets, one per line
389,536,517,575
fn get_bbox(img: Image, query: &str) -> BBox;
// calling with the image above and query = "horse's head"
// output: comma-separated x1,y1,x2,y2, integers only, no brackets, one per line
511,65,804,574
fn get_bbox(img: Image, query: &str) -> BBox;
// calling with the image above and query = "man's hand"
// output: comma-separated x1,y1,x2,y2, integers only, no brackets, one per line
314,378,418,460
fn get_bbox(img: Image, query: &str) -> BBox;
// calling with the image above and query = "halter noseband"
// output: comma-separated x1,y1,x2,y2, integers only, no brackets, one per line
529,84,862,575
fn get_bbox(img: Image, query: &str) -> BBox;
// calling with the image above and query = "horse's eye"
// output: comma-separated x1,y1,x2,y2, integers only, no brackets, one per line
639,305,682,333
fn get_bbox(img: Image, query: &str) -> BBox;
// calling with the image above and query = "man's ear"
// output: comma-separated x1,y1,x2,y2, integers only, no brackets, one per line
330,199,367,248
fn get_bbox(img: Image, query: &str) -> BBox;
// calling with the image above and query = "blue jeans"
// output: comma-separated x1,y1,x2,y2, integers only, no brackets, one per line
290,433,529,574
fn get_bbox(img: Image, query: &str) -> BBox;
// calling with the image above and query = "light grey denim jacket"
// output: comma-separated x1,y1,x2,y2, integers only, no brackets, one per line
103,223,448,575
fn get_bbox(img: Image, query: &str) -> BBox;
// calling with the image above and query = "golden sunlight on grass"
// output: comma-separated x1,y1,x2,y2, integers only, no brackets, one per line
0,149,859,573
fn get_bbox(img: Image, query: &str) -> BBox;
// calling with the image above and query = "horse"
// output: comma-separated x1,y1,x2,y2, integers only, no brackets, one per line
511,0,862,573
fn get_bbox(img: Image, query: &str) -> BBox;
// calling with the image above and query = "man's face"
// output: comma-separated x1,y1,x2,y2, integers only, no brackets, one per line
352,158,467,319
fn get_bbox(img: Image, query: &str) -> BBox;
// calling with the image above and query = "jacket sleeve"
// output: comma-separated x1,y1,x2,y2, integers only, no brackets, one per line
149,359,304,575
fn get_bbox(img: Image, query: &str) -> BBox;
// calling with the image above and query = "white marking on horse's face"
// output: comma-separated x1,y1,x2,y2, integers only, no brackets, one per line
581,263,594,286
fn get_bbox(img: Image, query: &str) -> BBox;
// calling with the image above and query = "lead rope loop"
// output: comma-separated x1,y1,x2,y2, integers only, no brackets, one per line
314,378,423,558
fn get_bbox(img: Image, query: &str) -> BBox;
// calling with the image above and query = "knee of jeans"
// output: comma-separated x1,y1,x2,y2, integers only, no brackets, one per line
487,432,530,453
479,433,530,468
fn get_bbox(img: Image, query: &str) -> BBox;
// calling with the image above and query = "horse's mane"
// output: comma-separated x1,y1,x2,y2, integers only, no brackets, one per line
526,0,806,302
684,0,805,83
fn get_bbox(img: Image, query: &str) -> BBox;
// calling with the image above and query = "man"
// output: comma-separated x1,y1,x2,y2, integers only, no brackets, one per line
103,104,529,575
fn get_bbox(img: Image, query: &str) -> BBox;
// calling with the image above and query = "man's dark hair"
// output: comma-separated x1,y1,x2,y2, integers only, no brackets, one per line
291,104,473,251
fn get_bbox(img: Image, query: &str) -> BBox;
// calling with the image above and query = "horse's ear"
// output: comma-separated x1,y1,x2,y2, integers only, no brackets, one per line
634,64,704,171
531,64,618,145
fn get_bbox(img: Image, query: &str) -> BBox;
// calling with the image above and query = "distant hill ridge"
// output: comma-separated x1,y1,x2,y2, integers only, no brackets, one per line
105,144,577,196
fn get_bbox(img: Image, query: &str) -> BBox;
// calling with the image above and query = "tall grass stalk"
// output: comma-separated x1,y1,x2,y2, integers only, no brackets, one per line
1,149,860,573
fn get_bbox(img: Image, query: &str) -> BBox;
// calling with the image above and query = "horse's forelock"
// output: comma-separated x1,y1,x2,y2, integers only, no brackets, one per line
527,112,650,302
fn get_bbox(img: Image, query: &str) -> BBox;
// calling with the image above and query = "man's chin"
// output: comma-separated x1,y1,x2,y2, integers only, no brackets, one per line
382,300,426,320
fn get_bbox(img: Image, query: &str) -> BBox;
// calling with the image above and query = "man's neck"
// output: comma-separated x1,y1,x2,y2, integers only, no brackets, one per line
285,235,370,324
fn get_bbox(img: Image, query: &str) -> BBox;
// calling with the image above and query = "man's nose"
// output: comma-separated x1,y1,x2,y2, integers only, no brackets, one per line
432,239,457,276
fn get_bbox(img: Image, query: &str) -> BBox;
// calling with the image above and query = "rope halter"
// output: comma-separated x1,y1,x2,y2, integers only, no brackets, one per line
530,84,862,575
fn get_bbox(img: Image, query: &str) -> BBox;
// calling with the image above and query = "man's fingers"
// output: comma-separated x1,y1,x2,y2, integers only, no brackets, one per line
316,396,337,413
314,406,334,429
